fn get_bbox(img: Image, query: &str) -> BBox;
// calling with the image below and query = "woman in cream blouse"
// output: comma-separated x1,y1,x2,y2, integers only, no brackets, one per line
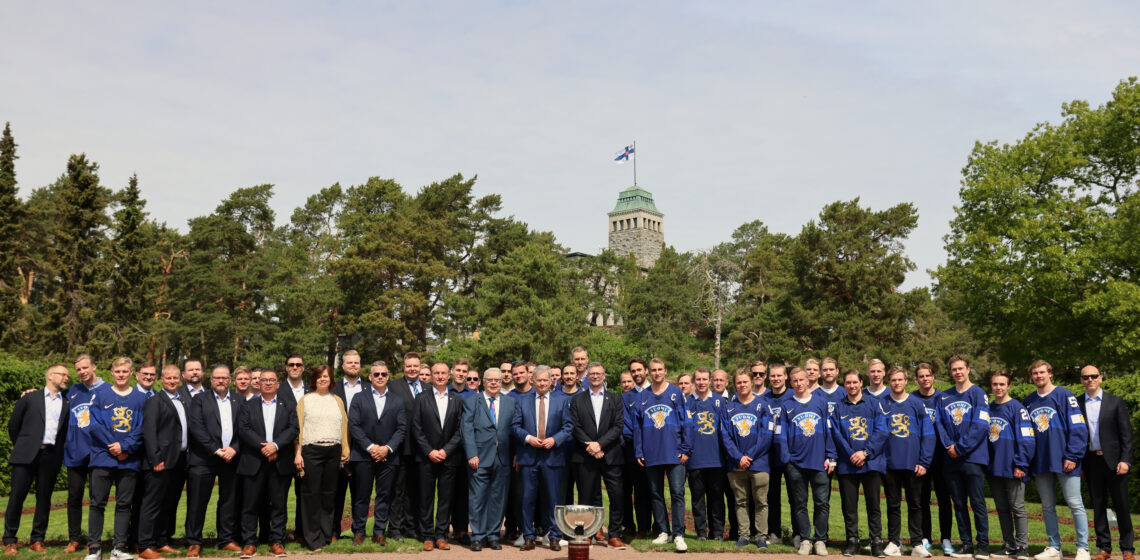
294,364,350,551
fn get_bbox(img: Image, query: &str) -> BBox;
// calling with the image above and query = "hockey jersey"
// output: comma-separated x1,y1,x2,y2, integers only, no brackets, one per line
880,393,935,471
831,395,888,474
685,393,727,470
935,384,991,466
631,384,693,466
780,393,837,470
88,385,147,471
987,398,1036,480
1023,387,1087,476
721,394,779,473
64,378,106,468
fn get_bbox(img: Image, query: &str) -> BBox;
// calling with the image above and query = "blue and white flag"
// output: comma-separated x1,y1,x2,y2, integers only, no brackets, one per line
614,144,635,163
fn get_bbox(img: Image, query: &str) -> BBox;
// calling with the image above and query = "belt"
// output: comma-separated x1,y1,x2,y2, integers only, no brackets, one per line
39,444,55,450
1092,450,1104,456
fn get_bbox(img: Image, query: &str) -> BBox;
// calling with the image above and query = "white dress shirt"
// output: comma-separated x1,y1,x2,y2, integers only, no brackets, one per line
262,397,278,451
342,377,364,412
1085,390,1103,452
43,389,63,445
484,394,499,425
216,391,234,450
434,388,449,428
166,390,188,451
589,388,606,431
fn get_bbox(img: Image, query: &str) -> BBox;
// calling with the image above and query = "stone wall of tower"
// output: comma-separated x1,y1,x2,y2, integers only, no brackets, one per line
607,209,664,269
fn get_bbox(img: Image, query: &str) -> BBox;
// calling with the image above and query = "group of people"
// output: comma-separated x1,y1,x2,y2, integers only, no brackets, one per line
2,349,1133,560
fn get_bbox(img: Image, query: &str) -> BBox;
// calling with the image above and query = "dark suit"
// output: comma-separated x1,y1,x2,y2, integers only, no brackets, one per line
3,390,68,545
410,387,464,541
331,377,366,538
388,376,425,538
1079,390,1134,553
569,388,625,535
512,391,574,540
186,391,242,547
276,379,307,540
463,392,519,544
237,395,299,546
167,385,203,542
347,387,406,537
139,390,189,550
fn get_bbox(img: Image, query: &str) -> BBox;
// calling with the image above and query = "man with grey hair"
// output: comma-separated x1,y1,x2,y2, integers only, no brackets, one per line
512,366,574,551
463,368,519,551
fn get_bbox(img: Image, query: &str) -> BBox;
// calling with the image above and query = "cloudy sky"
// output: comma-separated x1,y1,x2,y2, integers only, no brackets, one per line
3,2,1138,288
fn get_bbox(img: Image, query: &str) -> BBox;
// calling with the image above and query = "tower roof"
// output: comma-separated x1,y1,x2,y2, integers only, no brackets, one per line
608,185,662,215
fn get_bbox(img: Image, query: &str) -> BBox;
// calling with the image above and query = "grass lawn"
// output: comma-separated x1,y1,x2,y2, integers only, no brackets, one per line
1,477,1136,557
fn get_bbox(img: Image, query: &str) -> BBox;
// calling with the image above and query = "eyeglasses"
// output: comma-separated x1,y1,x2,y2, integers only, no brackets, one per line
287,363,303,368
1081,374,1100,380
751,371,766,377
466,376,480,381
371,371,389,378
484,378,502,383
260,379,278,384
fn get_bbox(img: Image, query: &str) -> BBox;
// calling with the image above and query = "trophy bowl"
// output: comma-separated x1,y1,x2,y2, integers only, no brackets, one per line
554,504,606,546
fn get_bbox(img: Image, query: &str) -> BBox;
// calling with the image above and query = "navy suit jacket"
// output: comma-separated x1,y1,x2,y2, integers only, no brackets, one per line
347,388,407,465
236,395,299,477
463,392,518,468
143,390,188,469
7,390,69,465
188,391,242,468
410,387,464,464
511,391,573,467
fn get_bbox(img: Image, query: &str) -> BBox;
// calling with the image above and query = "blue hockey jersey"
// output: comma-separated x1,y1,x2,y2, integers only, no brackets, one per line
814,385,844,416
880,393,935,471
685,393,727,470
780,393,837,470
935,384,991,466
88,385,147,471
64,378,106,468
831,395,888,474
1023,387,1087,476
912,389,947,467
721,394,779,473
987,398,1035,480
631,384,692,466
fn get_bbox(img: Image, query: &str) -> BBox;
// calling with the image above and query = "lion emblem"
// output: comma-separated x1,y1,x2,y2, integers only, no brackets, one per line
793,412,821,437
645,405,672,430
695,411,717,435
1030,408,1055,432
988,418,1008,442
890,413,911,438
75,404,91,428
847,416,869,441
945,402,971,426
732,413,757,437
111,406,133,433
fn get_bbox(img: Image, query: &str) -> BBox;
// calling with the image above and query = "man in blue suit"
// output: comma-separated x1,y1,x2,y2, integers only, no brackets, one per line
462,368,520,551
512,366,574,551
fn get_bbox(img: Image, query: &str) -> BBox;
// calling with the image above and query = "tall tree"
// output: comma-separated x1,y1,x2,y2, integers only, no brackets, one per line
0,123,22,330
691,247,741,369
622,246,702,369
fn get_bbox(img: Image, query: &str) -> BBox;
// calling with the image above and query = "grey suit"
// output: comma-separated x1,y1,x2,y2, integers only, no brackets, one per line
462,392,519,544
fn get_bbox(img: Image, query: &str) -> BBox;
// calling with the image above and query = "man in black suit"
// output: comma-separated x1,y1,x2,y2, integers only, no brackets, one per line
237,369,299,559
388,352,426,540
332,350,366,541
347,360,406,546
139,365,190,560
410,361,464,551
3,364,69,554
569,361,627,549
185,364,243,556
1078,366,1134,560
277,354,308,544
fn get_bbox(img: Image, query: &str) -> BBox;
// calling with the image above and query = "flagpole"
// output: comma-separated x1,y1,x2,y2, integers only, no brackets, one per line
632,140,637,186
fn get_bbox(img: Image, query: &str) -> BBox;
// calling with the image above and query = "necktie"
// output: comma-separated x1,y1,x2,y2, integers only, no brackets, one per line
412,381,420,397
537,395,546,440
489,397,497,426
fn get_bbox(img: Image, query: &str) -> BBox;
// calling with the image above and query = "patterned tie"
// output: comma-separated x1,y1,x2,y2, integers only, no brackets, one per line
489,397,497,426
412,381,420,397
537,394,546,440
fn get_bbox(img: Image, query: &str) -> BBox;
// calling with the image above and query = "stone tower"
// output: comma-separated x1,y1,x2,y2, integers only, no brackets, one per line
607,185,664,269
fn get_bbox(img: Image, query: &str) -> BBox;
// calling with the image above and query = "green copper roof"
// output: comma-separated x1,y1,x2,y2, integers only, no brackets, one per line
609,185,662,215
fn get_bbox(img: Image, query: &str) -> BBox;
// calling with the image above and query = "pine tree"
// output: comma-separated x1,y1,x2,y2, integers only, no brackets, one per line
0,123,22,328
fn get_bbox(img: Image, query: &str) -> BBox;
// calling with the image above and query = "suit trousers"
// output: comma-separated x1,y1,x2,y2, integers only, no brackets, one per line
88,467,137,551
689,467,726,539
241,466,291,546
620,462,651,535
2,449,60,545
349,460,396,537
299,444,341,550
1085,453,1133,553
418,461,457,541
389,460,420,538
450,464,469,535
127,468,146,547
520,465,563,539
67,465,91,543
185,463,238,546
468,462,510,543
333,465,351,539
838,471,882,542
576,461,623,536
139,453,186,550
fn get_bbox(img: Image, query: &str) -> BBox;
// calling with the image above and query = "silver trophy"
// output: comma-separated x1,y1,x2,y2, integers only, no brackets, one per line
554,505,606,552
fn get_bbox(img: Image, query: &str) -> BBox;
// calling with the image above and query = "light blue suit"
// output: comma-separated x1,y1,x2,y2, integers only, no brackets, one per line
462,392,519,543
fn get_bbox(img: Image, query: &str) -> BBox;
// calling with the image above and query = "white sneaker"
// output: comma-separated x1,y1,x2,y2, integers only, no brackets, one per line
885,543,903,557
1035,548,1062,560
559,539,568,547
816,541,830,556
799,541,814,555
511,536,525,547
652,533,670,545
1074,550,1090,560
536,536,545,545
913,545,932,557
84,551,102,560
110,550,134,560
674,536,687,553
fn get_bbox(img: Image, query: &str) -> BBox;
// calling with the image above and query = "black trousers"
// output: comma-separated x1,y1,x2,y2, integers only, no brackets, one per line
299,445,341,550
450,461,469,535
127,468,146,548
2,450,61,545
767,462,786,538
504,468,523,537
139,453,186,550
88,468,137,551
241,467,291,546
389,458,420,537
689,467,725,539
1086,453,1135,553
185,463,238,546
919,464,954,542
576,461,623,536
67,465,91,543
418,461,457,541
350,460,396,537
619,462,651,535
838,471,882,542
883,469,923,546
333,465,351,538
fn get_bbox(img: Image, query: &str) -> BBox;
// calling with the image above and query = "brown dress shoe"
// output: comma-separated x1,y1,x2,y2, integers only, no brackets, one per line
28,542,46,553
139,548,164,560
549,540,561,552
65,542,82,554
221,543,243,552
607,538,627,550
520,539,535,551
1124,553,1135,560
240,545,257,558
1094,552,1112,560
4,544,17,556
188,545,202,558
423,540,434,551
435,539,450,550
157,545,179,554
372,535,387,547
270,543,286,557
351,535,364,546
594,530,606,543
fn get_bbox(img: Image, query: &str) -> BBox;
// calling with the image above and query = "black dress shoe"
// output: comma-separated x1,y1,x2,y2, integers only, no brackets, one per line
550,540,562,552
844,540,860,557
490,541,503,551
521,539,536,551
469,541,482,552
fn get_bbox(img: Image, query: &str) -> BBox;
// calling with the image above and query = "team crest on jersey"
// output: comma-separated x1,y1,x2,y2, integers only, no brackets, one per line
646,405,673,429
768,404,783,419
989,418,1008,442
923,406,936,424
1030,407,1056,432
890,413,911,438
695,411,717,435
945,402,971,426
793,412,822,437
74,403,91,428
111,406,134,432
732,413,758,436
827,401,837,414
846,416,869,440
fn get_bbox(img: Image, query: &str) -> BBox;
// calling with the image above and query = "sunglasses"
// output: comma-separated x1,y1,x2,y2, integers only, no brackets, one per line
751,371,767,377
287,363,304,367
1081,374,1100,380
466,376,480,381
371,371,389,378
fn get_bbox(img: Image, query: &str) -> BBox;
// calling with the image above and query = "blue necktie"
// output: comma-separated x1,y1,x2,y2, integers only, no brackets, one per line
489,397,497,426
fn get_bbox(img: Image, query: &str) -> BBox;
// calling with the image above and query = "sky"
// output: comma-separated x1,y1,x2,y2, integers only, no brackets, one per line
3,2,1139,289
